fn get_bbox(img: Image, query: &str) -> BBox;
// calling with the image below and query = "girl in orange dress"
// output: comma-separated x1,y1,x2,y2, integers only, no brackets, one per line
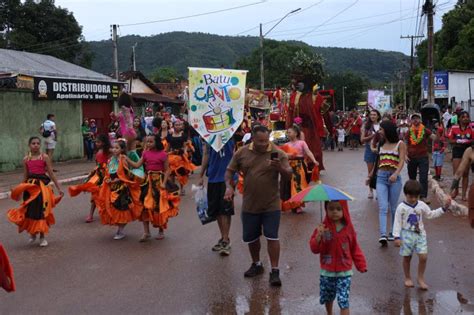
7,137,63,247
68,134,110,223
97,139,141,240
127,135,180,241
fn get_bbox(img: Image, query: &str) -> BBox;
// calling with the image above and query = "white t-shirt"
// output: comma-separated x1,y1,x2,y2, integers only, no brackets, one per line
42,120,56,141
393,201,445,238
337,128,345,142
442,112,452,128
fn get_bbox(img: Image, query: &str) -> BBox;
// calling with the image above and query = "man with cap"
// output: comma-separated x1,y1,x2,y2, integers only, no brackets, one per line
405,113,436,203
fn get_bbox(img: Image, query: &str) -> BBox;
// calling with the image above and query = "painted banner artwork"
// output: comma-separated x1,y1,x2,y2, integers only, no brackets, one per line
188,67,247,152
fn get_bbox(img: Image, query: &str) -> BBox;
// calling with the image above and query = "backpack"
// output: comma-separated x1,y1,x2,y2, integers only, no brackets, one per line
41,123,52,138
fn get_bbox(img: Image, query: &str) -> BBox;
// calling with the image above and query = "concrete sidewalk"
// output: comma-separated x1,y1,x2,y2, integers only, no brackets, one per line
0,159,95,199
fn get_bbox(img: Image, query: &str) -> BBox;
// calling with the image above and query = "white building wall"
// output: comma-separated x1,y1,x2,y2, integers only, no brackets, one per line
449,71,474,105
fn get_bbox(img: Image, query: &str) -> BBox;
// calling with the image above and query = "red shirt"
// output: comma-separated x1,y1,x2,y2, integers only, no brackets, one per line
309,201,367,273
351,117,363,134
448,124,474,146
405,126,432,158
142,150,167,172
95,151,108,164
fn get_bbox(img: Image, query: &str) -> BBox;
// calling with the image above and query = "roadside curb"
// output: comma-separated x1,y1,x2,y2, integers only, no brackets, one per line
429,175,467,217
0,175,88,200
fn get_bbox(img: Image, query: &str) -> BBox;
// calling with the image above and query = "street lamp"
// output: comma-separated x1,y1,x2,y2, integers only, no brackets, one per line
342,86,347,112
260,8,301,91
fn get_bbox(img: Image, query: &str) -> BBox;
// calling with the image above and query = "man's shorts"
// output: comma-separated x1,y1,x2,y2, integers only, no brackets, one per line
241,210,280,243
207,182,234,219
320,275,352,309
351,133,360,142
44,138,56,150
400,229,428,256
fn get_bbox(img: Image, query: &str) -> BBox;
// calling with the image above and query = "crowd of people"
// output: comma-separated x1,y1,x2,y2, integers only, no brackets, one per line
4,92,473,314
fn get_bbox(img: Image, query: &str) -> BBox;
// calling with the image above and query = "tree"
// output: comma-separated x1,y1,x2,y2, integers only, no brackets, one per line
323,72,369,111
0,0,92,67
151,66,183,83
235,39,316,89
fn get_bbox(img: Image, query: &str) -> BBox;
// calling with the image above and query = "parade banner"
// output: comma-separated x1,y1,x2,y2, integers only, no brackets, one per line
188,67,247,152
368,89,391,113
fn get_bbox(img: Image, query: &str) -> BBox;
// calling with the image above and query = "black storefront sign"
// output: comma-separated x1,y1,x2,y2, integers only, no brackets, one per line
33,77,121,101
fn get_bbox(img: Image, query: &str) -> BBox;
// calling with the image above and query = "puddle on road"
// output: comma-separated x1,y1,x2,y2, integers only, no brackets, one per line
208,290,474,314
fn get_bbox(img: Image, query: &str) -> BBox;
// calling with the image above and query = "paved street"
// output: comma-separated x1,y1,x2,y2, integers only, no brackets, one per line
1,150,473,314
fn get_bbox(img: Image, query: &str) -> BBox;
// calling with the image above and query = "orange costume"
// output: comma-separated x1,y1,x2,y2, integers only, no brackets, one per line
7,158,62,235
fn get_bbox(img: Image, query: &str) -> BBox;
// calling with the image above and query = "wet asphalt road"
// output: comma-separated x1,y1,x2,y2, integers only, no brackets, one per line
1,150,473,314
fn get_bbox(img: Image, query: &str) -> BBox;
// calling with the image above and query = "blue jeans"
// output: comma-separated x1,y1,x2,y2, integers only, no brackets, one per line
376,170,402,236
84,139,94,161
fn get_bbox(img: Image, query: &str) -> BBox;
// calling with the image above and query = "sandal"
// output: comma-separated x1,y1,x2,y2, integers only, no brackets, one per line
85,215,94,223
156,232,165,240
368,191,374,199
139,233,151,242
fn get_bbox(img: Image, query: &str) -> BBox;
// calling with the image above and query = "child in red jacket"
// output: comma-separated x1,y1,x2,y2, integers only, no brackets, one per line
310,200,367,315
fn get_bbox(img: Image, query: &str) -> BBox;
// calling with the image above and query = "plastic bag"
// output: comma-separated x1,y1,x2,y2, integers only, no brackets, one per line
191,184,215,225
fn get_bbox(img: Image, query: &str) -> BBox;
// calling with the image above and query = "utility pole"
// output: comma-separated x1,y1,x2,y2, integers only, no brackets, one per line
400,35,424,109
132,43,137,71
259,23,264,91
342,86,346,112
111,24,119,80
423,0,435,105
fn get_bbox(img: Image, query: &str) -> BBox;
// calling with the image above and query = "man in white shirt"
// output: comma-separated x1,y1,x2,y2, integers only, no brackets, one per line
442,107,452,129
40,114,57,161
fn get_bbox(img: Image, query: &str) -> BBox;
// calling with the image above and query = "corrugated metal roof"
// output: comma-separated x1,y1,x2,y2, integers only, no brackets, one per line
0,49,118,82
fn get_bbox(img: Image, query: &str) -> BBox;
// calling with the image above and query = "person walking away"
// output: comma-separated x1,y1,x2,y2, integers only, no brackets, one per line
309,200,367,315
349,112,363,150
7,137,63,247
450,142,474,228
337,125,345,152
82,118,94,161
225,125,292,286
448,111,473,201
368,121,406,246
199,139,235,256
405,113,434,204
361,109,382,199
393,180,451,290
432,123,446,181
40,114,57,167
442,107,452,130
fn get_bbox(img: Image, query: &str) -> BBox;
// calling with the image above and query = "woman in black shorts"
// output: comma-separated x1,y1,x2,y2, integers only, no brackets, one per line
448,111,473,200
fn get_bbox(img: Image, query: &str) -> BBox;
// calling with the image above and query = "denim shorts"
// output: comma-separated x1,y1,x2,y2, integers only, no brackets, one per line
400,229,428,256
432,151,444,167
320,276,352,309
241,210,281,243
364,144,377,163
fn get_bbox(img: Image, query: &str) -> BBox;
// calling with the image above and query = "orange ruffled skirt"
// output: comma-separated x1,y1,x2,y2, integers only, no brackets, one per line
140,172,180,229
68,165,105,205
282,159,308,211
168,151,197,186
7,176,62,235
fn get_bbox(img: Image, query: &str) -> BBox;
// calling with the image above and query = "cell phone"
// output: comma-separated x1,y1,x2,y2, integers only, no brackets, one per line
271,152,278,160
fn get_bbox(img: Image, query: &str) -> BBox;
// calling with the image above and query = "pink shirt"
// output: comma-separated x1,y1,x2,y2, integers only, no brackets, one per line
95,151,108,164
287,140,308,157
26,159,47,175
142,150,167,172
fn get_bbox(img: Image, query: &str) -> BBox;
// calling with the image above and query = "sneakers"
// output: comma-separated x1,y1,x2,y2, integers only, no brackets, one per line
113,233,126,240
212,239,224,252
387,233,395,241
269,269,282,287
28,235,37,244
244,262,264,278
219,241,231,256
379,235,388,246
39,238,48,247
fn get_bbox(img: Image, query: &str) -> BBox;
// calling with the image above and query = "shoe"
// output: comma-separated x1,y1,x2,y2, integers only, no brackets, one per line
28,235,37,244
212,239,223,251
219,240,231,256
244,263,264,278
39,238,48,247
269,269,282,287
139,233,151,242
85,215,94,223
387,233,395,241
155,231,165,240
379,235,388,246
368,191,374,199
113,233,125,240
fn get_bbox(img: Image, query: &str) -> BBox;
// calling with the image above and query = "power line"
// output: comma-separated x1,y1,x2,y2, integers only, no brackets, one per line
120,1,267,27
297,0,360,39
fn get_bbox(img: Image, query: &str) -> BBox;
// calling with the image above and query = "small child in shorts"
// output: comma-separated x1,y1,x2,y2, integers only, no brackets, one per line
337,126,346,151
432,122,446,181
310,200,367,315
393,180,451,290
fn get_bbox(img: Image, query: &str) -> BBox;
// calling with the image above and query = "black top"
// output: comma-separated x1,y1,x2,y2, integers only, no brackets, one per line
167,133,188,150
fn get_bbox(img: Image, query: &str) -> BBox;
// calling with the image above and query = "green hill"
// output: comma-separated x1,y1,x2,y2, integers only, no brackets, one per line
88,31,409,84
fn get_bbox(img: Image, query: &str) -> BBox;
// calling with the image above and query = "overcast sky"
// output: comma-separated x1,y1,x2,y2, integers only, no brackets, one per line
55,0,456,55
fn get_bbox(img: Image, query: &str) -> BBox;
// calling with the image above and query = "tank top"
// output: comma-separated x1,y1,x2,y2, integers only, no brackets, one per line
287,140,307,158
378,141,402,170
26,158,47,175
95,151,108,164
142,150,167,172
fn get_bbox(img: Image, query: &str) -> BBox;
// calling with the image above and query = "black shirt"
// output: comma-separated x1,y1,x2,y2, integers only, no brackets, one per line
167,133,188,150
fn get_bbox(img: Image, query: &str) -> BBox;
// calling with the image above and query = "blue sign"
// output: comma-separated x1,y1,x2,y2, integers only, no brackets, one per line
422,71,449,99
